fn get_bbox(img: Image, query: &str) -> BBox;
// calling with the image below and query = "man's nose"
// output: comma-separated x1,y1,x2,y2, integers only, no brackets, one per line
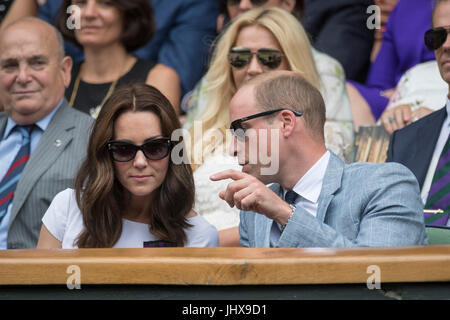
227,135,247,166
16,64,32,85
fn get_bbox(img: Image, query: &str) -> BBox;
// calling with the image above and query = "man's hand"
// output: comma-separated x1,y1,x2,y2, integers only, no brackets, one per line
210,169,293,226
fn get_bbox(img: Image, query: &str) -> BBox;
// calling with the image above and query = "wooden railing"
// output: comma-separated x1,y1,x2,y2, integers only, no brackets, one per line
0,245,449,286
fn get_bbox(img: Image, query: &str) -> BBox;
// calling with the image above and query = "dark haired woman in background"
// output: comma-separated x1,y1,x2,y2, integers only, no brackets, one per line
56,0,180,117
37,84,218,248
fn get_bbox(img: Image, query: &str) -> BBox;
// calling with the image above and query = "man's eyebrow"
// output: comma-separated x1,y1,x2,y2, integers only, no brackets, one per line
28,55,49,61
0,55,48,65
0,58,18,65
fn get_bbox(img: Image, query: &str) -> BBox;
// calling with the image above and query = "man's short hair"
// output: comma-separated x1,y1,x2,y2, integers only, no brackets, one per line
251,71,326,140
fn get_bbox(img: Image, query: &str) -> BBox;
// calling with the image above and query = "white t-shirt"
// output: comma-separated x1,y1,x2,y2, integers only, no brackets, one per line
42,189,219,248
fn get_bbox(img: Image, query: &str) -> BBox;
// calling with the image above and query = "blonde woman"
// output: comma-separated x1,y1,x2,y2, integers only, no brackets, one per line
184,7,354,246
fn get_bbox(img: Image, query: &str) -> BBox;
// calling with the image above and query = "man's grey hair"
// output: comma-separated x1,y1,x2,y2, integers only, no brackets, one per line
54,28,66,61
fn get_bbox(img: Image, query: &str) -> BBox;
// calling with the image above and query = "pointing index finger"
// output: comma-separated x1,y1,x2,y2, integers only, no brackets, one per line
210,169,246,181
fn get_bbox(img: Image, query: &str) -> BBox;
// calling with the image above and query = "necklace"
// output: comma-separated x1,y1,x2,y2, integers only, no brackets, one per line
68,62,124,117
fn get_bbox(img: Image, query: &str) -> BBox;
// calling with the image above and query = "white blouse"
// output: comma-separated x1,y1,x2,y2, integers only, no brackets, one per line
42,189,219,248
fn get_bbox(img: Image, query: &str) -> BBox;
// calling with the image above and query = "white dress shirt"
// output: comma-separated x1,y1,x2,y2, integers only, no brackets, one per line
270,151,331,246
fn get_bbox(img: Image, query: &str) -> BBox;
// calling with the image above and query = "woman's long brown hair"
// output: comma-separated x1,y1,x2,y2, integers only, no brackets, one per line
74,84,194,248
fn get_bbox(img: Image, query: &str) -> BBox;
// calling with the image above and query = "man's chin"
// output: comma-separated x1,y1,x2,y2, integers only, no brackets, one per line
11,99,39,112
5,101,43,123
241,163,260,177
242,164,275,184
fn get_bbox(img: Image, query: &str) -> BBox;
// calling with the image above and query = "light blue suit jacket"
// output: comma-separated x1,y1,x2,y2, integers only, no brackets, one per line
239,152,428,247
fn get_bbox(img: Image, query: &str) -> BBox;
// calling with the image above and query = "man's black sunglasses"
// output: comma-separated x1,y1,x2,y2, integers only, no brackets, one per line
227,0,269,6
230,108,303,140
229,47,284,70
425,27,450,50
107,137,172,162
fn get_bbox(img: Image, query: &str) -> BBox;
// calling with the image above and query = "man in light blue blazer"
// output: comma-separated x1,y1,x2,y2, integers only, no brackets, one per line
0,18,93,249
212,70,427,247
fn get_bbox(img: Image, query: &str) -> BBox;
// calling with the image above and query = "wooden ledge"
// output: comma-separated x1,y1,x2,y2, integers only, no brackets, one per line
0,246,449,285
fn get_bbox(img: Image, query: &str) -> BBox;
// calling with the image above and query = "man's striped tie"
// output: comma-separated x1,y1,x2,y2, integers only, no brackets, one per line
0,125,34,224
424,134,450,227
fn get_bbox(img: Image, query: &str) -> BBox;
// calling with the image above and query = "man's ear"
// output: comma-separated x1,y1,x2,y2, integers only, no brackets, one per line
280,109,297,137
60,56,73,89
280,0,296,13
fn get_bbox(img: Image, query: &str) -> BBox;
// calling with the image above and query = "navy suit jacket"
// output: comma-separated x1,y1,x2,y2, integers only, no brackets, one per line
387,106,447,189
303,0,374,82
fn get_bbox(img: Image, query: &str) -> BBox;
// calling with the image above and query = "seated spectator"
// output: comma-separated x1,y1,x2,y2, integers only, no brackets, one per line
0,0,220,111
380,61,447,134
371,0,399,62
212,70,428,247
302,0,374,83
184,7,354,246
55,0,169,117
347,0,436,131
0,17,93,249
387,0,450,229
37,84,219,249
194,1,351,139
219,0,374,83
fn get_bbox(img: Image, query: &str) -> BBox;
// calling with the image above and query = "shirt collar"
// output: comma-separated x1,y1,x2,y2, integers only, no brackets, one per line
2,98,63,139
444,98,450,130
284,150,330,204
446,98,450,119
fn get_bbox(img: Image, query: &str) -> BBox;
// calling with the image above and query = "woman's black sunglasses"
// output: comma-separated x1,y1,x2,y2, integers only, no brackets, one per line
425,27,450,50
226,0,269,6
107,137,172,162
229,47,284,70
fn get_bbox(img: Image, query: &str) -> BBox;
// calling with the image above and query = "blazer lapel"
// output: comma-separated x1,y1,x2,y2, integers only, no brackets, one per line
316,152,344,223
255,183,283,247
0,114,7,140
413,107,447,188
9,101,76,224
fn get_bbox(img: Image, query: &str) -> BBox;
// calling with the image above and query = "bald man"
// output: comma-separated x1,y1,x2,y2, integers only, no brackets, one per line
0,18,93,249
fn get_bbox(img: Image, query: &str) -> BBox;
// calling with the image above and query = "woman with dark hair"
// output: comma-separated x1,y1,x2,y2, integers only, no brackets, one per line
56,0,180,117
37,84,218,248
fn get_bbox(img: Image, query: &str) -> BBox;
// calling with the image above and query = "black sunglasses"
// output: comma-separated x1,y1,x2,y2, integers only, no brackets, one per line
107,137,172,162
227,0,269,6
229,47,284,70
230,108,303,140
425,27,450,50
